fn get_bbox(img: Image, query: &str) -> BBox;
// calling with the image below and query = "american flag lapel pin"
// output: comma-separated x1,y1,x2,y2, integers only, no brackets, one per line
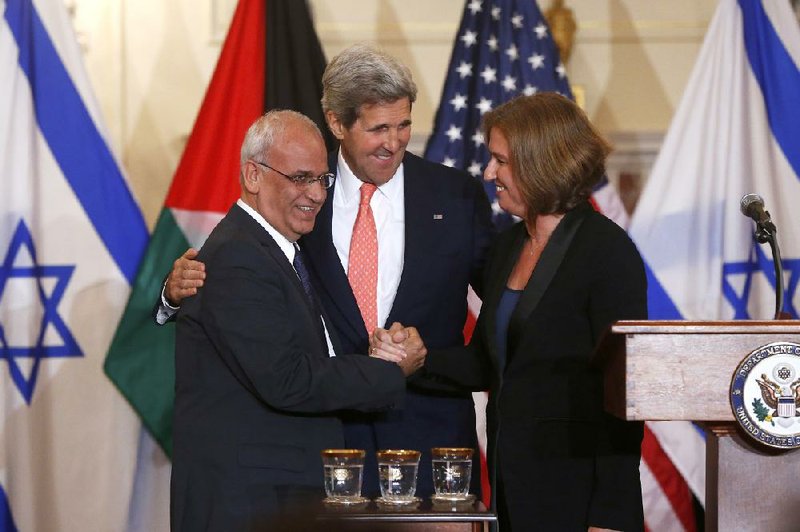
433,214,443,220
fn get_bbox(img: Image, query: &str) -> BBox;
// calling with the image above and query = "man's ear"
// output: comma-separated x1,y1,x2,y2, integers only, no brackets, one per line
326,110,345,140
242,162,260,194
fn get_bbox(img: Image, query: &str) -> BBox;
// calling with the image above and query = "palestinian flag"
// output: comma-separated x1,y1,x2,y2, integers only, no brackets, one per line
104,0,331,456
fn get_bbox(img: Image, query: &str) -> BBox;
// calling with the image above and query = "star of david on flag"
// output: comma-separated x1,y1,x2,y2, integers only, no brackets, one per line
629,1,800,529
1,0,148,529
0,220,81,404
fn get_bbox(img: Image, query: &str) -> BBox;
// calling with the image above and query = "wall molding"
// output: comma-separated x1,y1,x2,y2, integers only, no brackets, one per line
314,20,707,45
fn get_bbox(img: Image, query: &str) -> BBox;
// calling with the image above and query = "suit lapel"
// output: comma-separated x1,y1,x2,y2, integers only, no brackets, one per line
385,154,433,327
507,203,590,349
230,204,329,357
301,164,368,344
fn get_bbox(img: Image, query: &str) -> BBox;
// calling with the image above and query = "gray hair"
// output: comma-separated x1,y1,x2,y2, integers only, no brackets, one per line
240,109,322,167
321,43,417,128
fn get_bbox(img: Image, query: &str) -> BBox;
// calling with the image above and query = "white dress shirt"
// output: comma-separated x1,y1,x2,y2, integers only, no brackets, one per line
331,151,405,330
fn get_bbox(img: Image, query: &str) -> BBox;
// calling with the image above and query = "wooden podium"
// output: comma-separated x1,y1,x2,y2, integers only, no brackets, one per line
598,320,800,532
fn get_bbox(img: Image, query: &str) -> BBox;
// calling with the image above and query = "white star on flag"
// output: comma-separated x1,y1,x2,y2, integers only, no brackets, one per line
467,0,483,15
491,6,501,20
461,30,478,47
511,13,524,28
449,93,468,111
480,66,497,83
556,63,566,78
491,199,504,216
528,53,545,69
534,23,548,39
445,125,463,142
471,131,485,147
523,84,538,96
501,75,517,91
476,97,493,114
467,161,482,177
505,44,519,61
442,157,457,167
487,35,499,51
456,61,473,78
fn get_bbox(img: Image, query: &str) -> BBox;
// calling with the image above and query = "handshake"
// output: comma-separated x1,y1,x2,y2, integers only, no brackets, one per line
369,322,427,377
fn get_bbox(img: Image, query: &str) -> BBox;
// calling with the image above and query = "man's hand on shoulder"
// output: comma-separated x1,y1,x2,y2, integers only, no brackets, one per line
166,248,206,305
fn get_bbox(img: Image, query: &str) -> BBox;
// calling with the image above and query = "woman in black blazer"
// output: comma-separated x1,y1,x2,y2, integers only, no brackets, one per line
375,93,647,531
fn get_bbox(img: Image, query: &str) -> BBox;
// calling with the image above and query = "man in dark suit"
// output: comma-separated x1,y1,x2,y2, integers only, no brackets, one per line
308,44,494,497
162,45,494,498
170,110,423,531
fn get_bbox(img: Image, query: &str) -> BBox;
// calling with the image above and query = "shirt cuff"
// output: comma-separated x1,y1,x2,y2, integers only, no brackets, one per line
155,282,179,325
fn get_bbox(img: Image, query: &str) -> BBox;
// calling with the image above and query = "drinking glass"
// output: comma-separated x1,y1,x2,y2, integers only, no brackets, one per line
376,449,421,504
321,449,366,504
431,447,473,501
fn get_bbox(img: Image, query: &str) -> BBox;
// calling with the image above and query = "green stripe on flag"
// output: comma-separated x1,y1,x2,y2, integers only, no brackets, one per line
104,208,190,457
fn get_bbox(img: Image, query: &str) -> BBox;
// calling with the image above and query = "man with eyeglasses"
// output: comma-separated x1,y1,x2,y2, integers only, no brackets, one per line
161,45,494,499
170,109,424,531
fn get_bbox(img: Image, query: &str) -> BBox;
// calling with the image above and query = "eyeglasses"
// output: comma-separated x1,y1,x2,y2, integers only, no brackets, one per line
251,160,335,189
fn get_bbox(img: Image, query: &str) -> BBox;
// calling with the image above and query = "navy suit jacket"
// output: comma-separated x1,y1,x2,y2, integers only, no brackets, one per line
172,204,406,531
301,151,494,497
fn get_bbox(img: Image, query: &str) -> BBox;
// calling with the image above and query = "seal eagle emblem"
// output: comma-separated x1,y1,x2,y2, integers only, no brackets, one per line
730,342,800,449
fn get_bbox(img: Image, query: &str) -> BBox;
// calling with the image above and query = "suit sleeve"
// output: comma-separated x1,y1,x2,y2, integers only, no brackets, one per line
587,232,647,530
466,175,496,299
417,226,502,392
197,239,406,414
418,342,492,391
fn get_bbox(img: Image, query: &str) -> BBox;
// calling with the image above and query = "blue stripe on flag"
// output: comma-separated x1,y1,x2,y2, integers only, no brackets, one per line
644,262,684,319
4,0,147,284
0,484,18,532
738,0,800,180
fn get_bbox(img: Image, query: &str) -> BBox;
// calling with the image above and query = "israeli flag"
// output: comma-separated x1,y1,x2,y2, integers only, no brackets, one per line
1,0,147,529
629,0,800,522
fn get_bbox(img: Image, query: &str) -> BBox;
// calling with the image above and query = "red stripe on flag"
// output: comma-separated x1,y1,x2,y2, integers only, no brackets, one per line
164,0,266,213
464,306,490,506
588,195,601,213
642,425,696,531
463,308,477,343
479,442,491,507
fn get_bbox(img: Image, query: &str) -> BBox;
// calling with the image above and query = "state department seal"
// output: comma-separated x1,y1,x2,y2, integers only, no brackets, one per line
730,341,800,449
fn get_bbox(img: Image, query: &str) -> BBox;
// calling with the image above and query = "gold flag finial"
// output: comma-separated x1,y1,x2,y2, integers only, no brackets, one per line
544,0,577,65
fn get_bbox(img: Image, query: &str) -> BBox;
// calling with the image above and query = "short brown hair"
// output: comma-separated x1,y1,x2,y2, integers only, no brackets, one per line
482,93,611,217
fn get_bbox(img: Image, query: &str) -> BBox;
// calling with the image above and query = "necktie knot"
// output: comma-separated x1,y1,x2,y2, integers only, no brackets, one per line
359,183,377,206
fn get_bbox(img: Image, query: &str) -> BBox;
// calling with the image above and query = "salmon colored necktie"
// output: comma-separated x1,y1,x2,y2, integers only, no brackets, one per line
348,183,378,334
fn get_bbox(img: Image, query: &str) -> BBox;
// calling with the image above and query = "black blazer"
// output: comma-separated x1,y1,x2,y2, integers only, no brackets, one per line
171,204,406,531
301,151,495,497
426,203,647,531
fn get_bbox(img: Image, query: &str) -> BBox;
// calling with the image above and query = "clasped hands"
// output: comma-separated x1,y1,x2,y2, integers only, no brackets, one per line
369,322,427,376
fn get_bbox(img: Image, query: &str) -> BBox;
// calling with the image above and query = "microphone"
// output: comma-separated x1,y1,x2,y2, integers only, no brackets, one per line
740,193,784,318
740,193,772,225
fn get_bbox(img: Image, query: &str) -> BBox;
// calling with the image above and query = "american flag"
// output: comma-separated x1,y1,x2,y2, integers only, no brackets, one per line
424,0,571,228
423,1,697,530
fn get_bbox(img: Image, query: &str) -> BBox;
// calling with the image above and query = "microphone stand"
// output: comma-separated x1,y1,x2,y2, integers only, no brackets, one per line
753,218,784,319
